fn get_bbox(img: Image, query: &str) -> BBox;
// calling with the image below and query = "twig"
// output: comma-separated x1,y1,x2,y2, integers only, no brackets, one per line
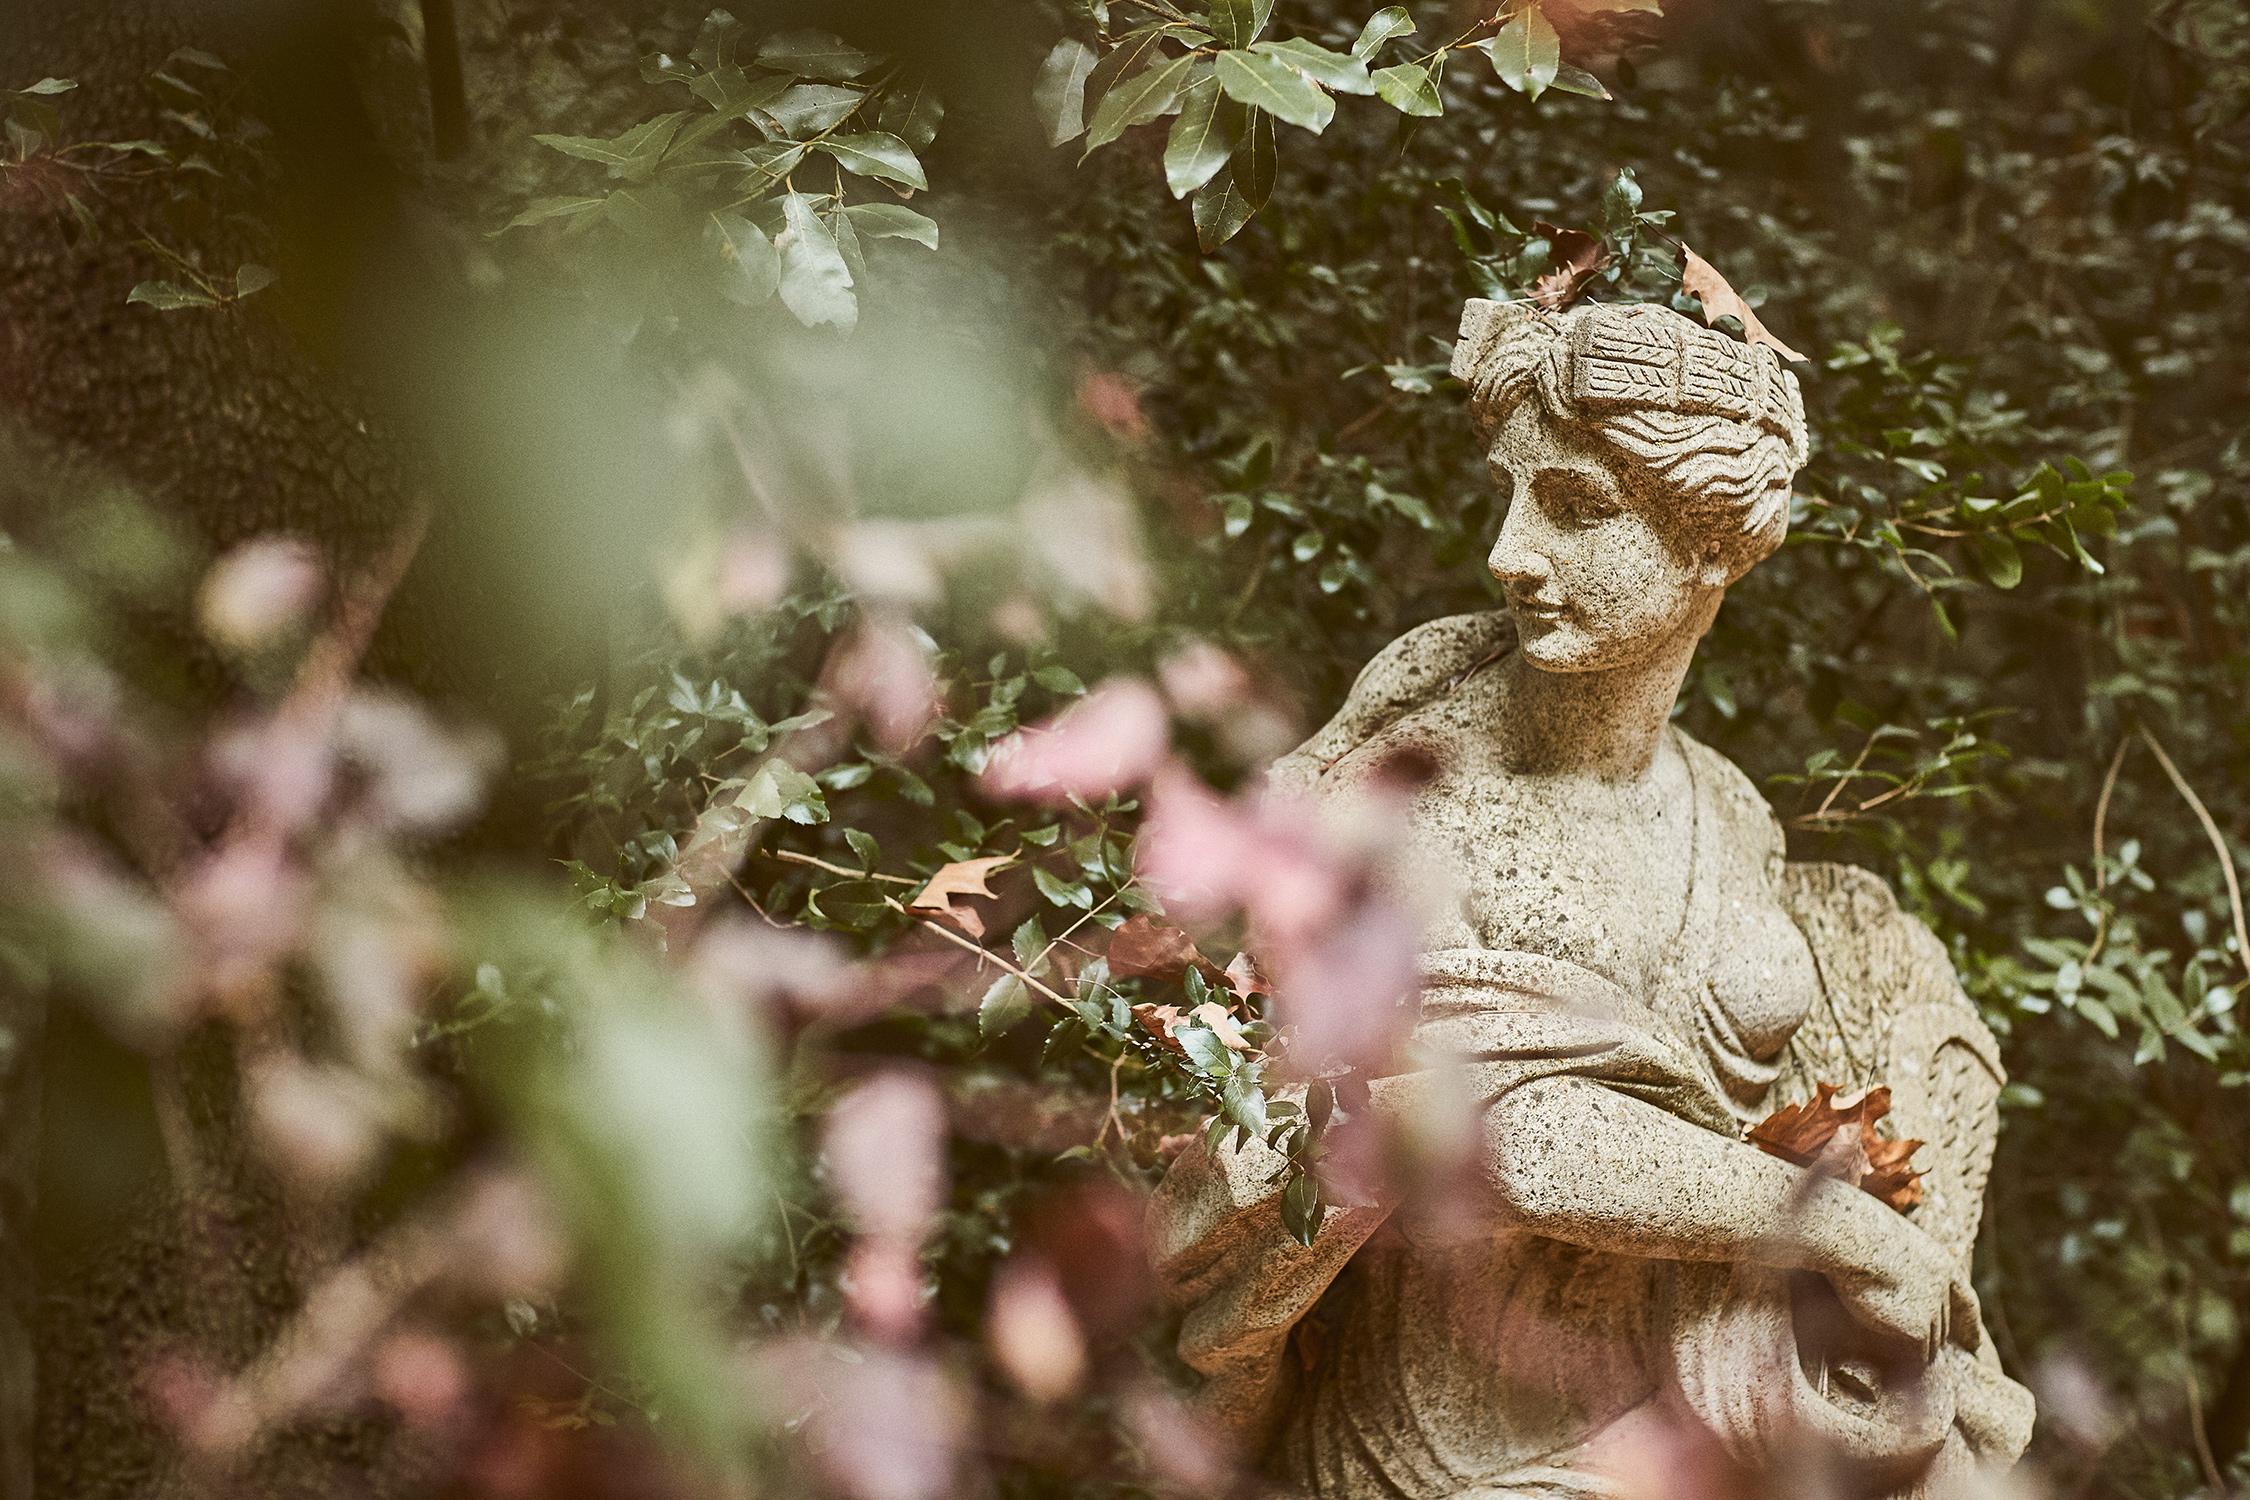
2085,734,2130,963
2138,727,2250,984
886,894,1074,1009
765,847,919,885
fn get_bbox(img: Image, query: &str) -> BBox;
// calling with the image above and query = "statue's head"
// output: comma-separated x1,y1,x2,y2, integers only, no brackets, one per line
1451,299,1809,673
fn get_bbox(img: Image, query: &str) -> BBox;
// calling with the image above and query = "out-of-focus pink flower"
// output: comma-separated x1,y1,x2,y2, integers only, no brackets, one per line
199,536,324,651
844,1238,928,1343
1123,1385,1233,1492
980,677,1167,806
833,521,944,606
823,1072,948,1244
750,1340,966,1500
716,530,793,614
986,1257,1086,1404
372,1328,472,1431
177,833,308,1007
334,692,500,835
1076,370,1150,443
689,919,858,1020
246,1054,380,1187
452,1171,570,1300
1156,640,1251,719
212,715,335,832
1020,473,1151,621
829,615,940,752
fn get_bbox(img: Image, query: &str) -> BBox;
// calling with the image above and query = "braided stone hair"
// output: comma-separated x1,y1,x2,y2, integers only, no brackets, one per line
1452,300,1810,578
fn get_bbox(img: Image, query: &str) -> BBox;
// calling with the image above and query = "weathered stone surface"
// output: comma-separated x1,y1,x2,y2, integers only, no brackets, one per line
1152,300,2033,1498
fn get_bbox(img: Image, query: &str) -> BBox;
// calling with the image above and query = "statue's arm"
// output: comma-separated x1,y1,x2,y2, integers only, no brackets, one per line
1478,1074,1969,1353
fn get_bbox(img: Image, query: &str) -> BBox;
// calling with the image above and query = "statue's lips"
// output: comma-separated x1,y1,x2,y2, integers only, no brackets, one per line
1509,598,1568,624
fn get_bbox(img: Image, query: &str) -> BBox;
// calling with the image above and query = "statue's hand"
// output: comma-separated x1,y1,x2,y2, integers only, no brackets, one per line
1823,1207,1974,1361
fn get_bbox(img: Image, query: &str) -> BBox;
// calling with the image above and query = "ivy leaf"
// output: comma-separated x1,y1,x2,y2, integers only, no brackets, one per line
1251,38,1373,95
707,212,781,306
1215,49,1330,132
979,974,1033,1038
1487,5,1561,100
738,760,829,823
1206,0,1274,48
816,131,927,189
756,29,876,82
777,191,857,330
1163,77,1241,199
1371,61,1443,117
1352,7,1416,60
1084,51,1198,153
1034,39,1098,146
1679,243,1807,363
126,280,218,311
842,202,939,249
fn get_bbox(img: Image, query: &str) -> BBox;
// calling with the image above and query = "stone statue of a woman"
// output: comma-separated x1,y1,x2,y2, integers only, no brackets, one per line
1150,300,2035,1498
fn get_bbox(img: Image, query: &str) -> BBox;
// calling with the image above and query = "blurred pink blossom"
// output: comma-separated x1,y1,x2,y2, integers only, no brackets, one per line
751,1340,966,1500
979,677,1167,806
986,1257,1086,1404
823,1072,947,1244
198,536,324,650
372,1328,472,1432
829,615,940,752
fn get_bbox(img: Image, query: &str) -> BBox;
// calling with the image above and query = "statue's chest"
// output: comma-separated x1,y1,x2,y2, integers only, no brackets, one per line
1413,774,1698,990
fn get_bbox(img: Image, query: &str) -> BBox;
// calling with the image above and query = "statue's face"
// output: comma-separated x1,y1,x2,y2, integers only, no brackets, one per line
1484,403,1719,673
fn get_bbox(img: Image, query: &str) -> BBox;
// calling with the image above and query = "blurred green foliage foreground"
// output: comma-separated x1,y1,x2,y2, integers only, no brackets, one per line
1,0,2247,1496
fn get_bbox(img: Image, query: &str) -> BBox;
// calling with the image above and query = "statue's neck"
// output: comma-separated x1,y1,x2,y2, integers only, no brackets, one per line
1495,615,1712,782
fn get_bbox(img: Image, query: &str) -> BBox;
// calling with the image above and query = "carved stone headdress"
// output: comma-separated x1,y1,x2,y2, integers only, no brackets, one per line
1452,299,1810,572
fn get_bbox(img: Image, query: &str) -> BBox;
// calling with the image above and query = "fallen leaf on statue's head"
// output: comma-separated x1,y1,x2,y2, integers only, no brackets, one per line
1678,244,1807,363
908,855,1013,939
1748,1081,1924,1213
1531,221,1612,311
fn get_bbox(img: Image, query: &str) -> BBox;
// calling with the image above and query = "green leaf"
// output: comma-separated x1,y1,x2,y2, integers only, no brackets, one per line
1173,1022,1233,1074
1251,38,1374,95
534,113,685,177
979,974,1033,1038
19,77,76,97
1084,28,1169,121
1191,108,1274,251
1011,915,1048,972
1222,1068,1268,1135
1084,51,1198,152
777,191,857,331
755,29,876,82
1163,77,1241,199
126,280,217,311
1031,664,1086,695
1487,5,1561,99
1034,39,1098,146
844,829,882,871
811,879,891,930
686,67,795,124
842,202,939,249
1973,531,2024,589
1549,62,1611,99
1371,61,1443,117
1206,0,1274,48
707,212,781,306
1281,1171,1324,1246
877,80,944,149
1352,7,1416,60
816,130,927,189
758,82,863,137
499,194,605,232
739,760,830,822
1215,49,1330,132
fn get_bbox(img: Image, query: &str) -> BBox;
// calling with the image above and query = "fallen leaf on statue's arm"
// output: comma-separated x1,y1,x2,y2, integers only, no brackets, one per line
1678,244,1807,364
907,854,1014,939
1747,1081,1924,1213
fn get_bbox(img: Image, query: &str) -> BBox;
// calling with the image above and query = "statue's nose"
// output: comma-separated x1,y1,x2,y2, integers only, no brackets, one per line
1487,509,1548,586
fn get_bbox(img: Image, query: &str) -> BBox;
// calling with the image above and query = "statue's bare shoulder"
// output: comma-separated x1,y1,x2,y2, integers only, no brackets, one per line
1267,610,1514,797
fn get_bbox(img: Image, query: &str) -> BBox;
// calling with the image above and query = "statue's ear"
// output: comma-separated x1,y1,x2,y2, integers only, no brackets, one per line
1696,541,1743,590
1453,299,1536,384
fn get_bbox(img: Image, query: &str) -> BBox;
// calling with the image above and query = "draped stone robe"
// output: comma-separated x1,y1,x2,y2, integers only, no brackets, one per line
1148,613,2034,1498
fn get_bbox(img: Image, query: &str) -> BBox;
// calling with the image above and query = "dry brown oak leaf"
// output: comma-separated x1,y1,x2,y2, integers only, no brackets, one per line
1531,220,1614,311
1746,1081,1925,1213
907,855,1013,939
1678,244,1808,364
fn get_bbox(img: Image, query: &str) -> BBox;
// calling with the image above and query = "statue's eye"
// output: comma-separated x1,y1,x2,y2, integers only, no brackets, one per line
1534,471,1622,528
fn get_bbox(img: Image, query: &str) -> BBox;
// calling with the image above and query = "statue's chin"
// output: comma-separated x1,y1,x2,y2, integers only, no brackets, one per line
1513,618,1615,673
